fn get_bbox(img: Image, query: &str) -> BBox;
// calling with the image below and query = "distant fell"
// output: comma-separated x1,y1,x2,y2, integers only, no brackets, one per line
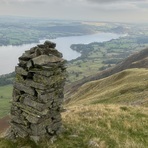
66,68,148,106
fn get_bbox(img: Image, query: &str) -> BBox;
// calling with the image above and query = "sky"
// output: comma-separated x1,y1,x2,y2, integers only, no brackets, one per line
0,0,148,23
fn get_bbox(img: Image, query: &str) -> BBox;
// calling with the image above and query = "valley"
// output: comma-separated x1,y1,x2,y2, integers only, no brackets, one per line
0,17,97,46
67,35,148,83
0,18,148,147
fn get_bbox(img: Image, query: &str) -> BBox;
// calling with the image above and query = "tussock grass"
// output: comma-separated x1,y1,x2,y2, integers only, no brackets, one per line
67,68,148,107
0,69,148,147
60,104,148,148
0,104,147,148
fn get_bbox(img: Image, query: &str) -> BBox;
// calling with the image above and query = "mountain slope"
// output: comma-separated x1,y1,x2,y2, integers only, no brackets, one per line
0,60,148,148
65,48,148,98
1,104,148,148
1,69,147,147
66,68,148,107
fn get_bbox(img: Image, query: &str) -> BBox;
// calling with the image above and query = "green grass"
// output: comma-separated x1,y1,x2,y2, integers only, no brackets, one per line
0,104,147,148
0,85,13,99
0,85,13,118
0,69,148,147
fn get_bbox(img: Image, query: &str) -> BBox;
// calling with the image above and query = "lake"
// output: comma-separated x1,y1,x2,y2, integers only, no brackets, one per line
0,33,124,75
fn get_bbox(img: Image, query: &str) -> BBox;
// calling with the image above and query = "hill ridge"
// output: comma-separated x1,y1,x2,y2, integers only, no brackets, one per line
66,68,148,106
65,48,148,98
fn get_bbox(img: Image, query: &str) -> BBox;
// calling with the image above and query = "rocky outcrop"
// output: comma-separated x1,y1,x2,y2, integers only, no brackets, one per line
7,41,66,142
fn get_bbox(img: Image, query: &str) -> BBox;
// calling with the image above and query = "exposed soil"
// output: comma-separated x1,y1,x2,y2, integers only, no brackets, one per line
0,116,10,134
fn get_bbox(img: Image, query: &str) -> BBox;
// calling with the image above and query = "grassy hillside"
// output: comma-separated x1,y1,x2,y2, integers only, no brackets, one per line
0,49,148,147
66,68,148,107
0,68,148,147
0,104,148,148
65,47,148,96
0,65,147,148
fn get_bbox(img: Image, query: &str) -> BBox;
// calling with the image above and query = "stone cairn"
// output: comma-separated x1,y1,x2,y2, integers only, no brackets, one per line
7,41,66,141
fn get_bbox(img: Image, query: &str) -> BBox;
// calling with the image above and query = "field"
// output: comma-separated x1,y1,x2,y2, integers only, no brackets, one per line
0,17,97,46
0,85,12,118
67,36,148,83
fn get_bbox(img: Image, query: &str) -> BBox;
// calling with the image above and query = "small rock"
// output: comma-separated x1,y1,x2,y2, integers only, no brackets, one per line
30,136,40,144
44,41,56,48
88,140,99,148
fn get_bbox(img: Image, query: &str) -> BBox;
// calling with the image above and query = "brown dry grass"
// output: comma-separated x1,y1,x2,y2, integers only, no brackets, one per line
67,68,148,107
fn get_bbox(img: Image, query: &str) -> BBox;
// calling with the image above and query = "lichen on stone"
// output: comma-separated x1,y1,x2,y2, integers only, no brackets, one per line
6,41,67,143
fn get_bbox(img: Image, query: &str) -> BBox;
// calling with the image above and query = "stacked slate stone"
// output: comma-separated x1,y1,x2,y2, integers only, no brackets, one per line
8,41,66,141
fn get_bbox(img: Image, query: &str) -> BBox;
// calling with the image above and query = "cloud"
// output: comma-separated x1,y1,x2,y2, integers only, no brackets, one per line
1,0,52,4
84,0,148,11
0,0,148,23
2,0,148,4
86,0,148,4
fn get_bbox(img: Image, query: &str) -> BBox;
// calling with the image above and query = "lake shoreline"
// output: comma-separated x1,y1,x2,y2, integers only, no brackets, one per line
0,32,99,47
0,32,124,75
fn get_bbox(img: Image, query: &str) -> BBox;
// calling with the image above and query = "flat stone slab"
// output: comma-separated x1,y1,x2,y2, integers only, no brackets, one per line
14,82,35,96
32,55,64,66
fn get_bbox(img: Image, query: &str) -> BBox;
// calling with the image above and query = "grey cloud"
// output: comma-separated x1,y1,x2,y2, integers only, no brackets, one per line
2,0,148,4
1,0,49,4
86,0,147,4
0,0,148,23
84,0,148,11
